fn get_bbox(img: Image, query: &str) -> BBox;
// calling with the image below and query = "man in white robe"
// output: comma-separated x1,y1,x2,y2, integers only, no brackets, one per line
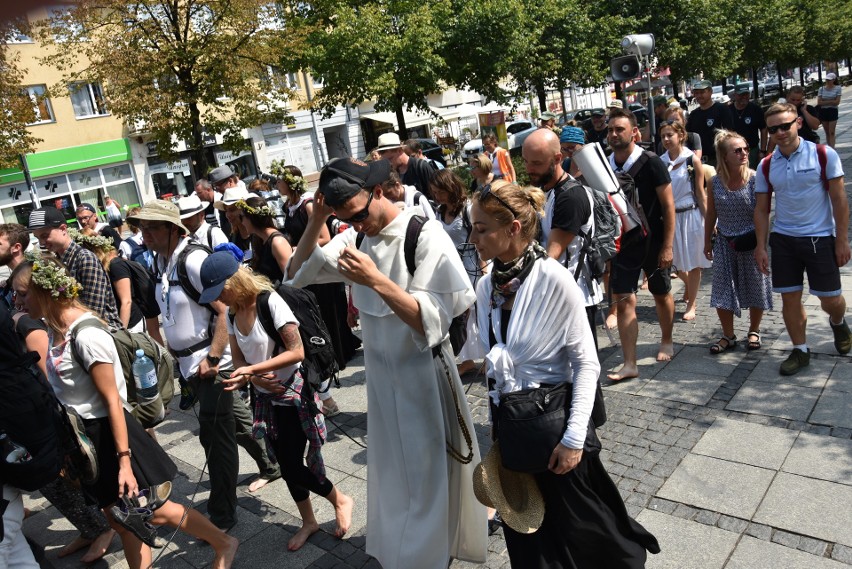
286,157,487,568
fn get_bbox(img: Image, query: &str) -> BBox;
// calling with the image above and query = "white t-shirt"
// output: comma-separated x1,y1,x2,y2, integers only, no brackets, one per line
402,185,436,220
192,221,230,249
155,239,232,378
226,292,300,401
48,313,129,419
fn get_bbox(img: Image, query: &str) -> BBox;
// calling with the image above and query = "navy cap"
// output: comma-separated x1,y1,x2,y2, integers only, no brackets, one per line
198,251,240,304
28,206,67,230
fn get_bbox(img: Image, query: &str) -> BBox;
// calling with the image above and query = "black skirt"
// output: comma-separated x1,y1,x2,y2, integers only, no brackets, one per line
82,409,178,509
503,450,660,569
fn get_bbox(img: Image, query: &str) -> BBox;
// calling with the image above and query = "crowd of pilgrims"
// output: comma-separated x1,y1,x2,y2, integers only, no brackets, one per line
3,116,765,567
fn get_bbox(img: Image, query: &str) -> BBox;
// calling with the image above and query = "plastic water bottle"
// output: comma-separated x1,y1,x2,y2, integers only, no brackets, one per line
132,349,159,402
1,432,31,463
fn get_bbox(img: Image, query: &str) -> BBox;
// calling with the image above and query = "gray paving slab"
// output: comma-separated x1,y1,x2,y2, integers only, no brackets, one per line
726,380,820,421
746,352,835,388
599,341,677,380
782,431,852,485
656,454,775,518
635,509,738,569
811,389,852,429
754,472,852,547
826,360,852,392
637,369,726,406
726,536,848,569
663,345,744,376
691,417,797,469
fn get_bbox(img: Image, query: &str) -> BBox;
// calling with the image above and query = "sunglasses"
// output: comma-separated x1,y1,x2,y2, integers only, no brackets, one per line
767,119,797,135
337,191,374,223
731,147,749,155
479,184,519,218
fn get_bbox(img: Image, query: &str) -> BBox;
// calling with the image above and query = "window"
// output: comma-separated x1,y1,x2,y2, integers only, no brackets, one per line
5,23,32,43
269,67,299,91
68,82,108,118
25,85,55,124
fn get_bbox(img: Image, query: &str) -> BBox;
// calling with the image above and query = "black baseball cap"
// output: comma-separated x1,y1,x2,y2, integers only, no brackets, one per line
319,157,391,207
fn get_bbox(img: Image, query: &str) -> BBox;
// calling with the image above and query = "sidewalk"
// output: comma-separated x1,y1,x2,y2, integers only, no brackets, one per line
23,88,852,569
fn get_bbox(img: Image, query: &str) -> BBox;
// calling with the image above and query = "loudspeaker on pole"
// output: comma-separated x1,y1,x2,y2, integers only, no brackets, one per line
611,55,641,82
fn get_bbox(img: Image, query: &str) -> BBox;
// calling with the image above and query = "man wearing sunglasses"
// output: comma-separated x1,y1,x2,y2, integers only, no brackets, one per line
754,102,850,375
286,157,486,569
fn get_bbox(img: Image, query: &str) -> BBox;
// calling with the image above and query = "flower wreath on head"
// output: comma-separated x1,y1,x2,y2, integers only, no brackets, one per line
68,228,115,252
30,256,81,299
269,160,307,194
235,200,274,217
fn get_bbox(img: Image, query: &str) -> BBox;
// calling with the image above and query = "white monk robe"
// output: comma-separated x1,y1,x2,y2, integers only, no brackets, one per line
286,210,487,568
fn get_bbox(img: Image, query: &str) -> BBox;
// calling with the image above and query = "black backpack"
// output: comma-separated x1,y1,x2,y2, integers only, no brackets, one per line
121,258,160,319
0,355,64,491
234,286,339,391
357,215,468,356
613,150,656,243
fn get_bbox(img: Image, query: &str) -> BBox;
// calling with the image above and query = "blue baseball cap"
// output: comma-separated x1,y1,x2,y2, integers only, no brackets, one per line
199,251,240,304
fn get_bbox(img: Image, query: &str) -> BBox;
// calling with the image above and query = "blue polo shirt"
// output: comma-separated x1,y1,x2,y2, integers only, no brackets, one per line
755,140,843,237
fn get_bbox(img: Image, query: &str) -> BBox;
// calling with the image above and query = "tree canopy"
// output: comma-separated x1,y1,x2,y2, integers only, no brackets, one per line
35,0,302,176
0,21,43,169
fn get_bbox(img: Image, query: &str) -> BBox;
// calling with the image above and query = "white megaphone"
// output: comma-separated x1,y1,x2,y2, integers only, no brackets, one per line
572,143,640,234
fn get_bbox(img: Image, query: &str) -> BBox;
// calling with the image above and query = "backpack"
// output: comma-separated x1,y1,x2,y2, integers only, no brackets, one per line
125,237,148,265
70,320,176,429
612,150,655,242
761,144,829,212
356,215,468,356
121,258,159,319
233,286,339,391
0,355,65,491
556,179,621,281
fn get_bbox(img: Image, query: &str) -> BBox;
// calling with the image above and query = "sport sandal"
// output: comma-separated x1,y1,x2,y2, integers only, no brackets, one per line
746,331,762,350
710,335,737,354
111,499,158,548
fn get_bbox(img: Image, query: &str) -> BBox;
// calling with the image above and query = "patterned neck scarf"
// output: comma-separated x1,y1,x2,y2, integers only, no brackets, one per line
490,241,546,308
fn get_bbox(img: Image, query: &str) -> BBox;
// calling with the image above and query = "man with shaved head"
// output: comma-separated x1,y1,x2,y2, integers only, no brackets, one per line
522,128,603,345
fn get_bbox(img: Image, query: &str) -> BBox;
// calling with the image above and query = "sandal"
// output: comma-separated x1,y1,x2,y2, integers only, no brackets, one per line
710,335,737,354
747,331,761,350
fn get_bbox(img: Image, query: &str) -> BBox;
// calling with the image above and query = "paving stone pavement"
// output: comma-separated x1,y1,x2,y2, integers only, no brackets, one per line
23,87,852,568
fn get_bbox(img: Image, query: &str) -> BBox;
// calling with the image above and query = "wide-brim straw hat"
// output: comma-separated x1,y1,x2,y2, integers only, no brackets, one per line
126,200,188,234
472,442,544,534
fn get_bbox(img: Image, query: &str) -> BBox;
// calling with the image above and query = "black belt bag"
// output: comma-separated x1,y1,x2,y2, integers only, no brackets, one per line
496,382,600,473
724,230,758,252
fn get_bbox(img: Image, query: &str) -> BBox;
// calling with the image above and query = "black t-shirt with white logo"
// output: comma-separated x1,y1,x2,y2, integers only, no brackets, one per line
729,101,766,149
686,102,734,159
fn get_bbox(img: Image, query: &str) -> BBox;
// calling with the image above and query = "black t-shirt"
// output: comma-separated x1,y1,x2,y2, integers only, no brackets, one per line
108,257,144,328
550,178,590,237
729,101,766,148
798,105,820,143
0,303,27,362
614,151,671,239
584,124,609,150
686,103,734,158
401,157,438,198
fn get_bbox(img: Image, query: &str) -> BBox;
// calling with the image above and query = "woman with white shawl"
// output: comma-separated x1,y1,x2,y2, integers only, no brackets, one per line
660,120,710,321
470,180,660,568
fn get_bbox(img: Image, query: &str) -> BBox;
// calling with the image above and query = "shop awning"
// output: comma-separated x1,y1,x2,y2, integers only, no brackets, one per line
360,108,438,129
0,139,132,184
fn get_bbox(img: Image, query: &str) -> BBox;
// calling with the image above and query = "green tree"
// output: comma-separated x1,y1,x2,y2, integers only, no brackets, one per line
35,0,300,177
295,0,453,138
0,21,43,170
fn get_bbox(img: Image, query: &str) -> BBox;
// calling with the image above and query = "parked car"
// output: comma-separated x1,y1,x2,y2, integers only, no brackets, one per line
462,120,537,159
711,85,725,102
628,103,649,127
413,138,447,167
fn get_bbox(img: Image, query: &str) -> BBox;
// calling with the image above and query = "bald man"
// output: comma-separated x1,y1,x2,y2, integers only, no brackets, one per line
522,129,603,346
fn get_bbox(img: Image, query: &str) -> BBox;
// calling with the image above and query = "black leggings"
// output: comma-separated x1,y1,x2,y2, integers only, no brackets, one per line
272,405,333,502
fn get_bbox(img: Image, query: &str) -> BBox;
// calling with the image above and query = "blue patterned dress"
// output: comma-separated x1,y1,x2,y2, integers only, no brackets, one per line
710,175,773,316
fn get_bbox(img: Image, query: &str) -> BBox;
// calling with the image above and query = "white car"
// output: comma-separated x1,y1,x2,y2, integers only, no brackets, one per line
463,120,538,160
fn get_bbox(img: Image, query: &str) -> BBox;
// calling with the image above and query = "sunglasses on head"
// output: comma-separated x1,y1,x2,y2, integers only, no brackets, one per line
337,190,374,223
767,119,797,135
479,184,519,218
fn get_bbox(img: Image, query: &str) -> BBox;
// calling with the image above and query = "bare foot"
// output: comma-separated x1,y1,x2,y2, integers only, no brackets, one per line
288,522,320,551
605,313,618,330
608,364,639,382
682,309,696,321
79,529,116,563
334,494,355,538
657,342,674,361
57,535,93,558
249,476,276,493
211,535,239,569
640,281,649,290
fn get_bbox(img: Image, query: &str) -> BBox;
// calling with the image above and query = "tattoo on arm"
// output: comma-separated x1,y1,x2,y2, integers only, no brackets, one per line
281,323,302,352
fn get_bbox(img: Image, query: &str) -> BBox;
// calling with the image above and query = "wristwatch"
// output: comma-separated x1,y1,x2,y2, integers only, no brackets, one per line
116,450,132,459
206,355,221,366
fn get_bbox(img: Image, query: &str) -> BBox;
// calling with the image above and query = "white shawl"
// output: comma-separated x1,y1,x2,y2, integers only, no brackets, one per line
476,257,601,449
